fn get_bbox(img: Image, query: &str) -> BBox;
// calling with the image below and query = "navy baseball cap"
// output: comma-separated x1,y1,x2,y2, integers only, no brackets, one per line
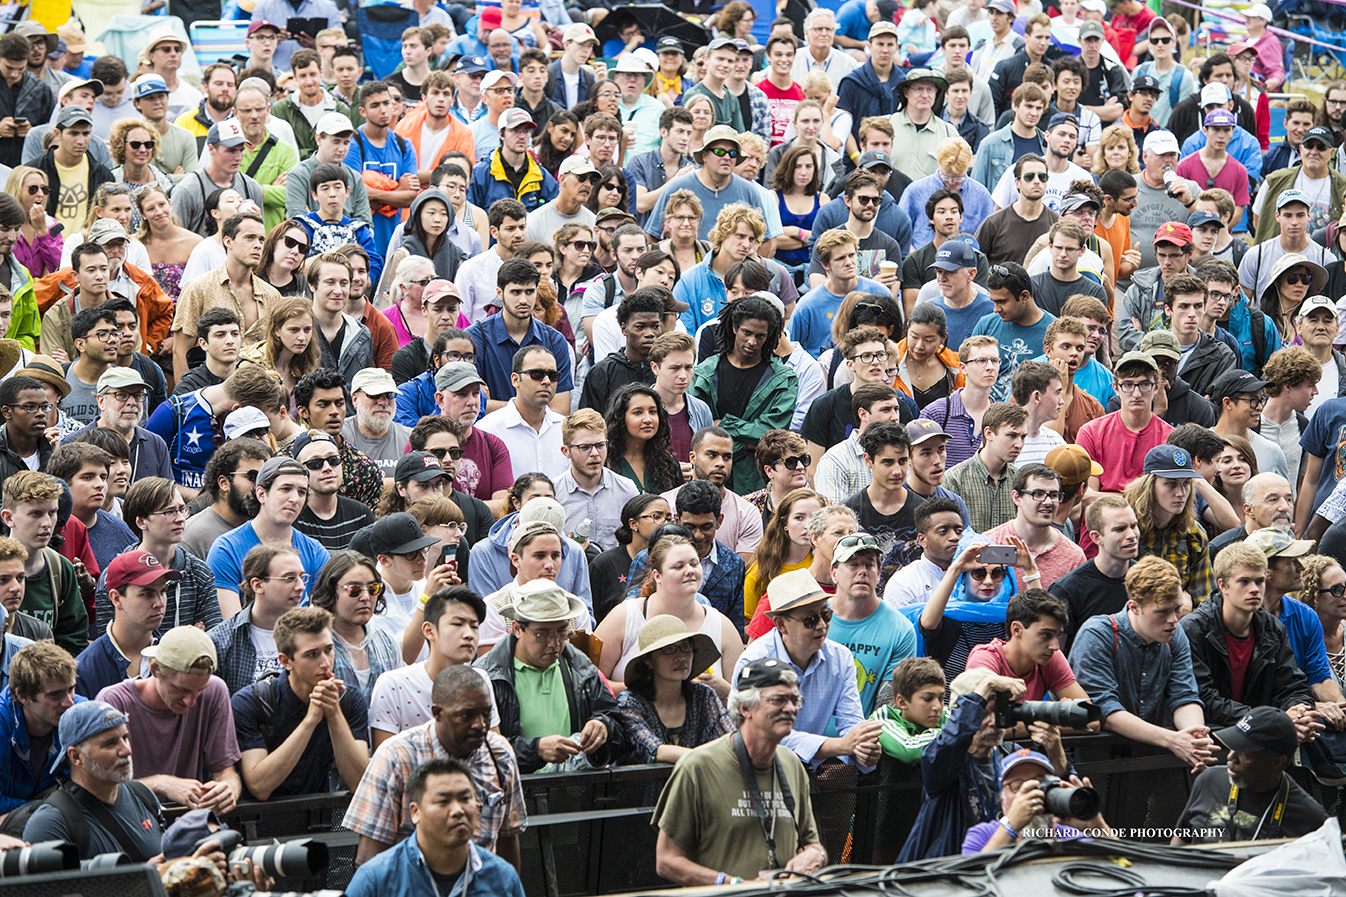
455,54,488,73
1131,74,1161,94
1142,445,1203,479
928,240,977,271
1046,112,1078,132
1187,210,1225,231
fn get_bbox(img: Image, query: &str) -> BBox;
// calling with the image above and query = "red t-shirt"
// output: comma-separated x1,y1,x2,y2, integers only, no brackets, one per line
1226,630,1254,701
1076,411,1174,494
755,78,806,148
668,405,693,466
1112,5,1156,35
1174,154,1251,206
454,426,514,501
966,638,1078,701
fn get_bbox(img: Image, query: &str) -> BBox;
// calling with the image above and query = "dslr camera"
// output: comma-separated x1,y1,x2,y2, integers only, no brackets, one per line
0,841,131,877
195,829,330,880
993,690,1102,730
1036,774,1101,819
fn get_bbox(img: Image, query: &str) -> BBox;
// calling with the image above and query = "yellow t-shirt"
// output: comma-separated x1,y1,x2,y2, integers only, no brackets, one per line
53,156,89,233
744,554,814,621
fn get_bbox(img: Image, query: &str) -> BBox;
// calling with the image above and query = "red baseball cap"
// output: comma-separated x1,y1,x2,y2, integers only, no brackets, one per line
1153,222,1193,247
106,549,182,593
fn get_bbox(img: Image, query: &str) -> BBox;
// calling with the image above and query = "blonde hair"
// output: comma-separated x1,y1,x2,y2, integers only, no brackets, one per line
3,471,61,509
800,71,832,96
815,228,859,265
108,118,159,167
563,408,605,443
936,137,973,175
707,203,765,252
1124,556,1181,607
4,166,46,208
1092,123,1139,174
1215,542,1268,583
1124,472,1196,535
736,132,767,161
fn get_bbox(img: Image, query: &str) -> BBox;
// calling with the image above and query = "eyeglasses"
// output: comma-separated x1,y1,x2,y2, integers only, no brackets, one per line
26,184,48,195
148,505,188,519
107,390,145,403
5,402,52,414
302,455,342,471
670,214,698,223
407,277,435,287
521,369,561,382
526,625,573,644
568,240,596,251
763,693,805,708
1283,273,1314,285
851,194,881,205
1019,171,1049,182
784,605,833,629
232,468,259,485
1321,583,1346,599
126,140,154,150
1115,380,1156,394
444,350,475,364
567,441,606,454
1019,489,1063,503
777,453,811,470
86,329,119,343
850,351,888,364
426,446,465,461
486,86,514,95
705,146,739,159
341,582,385,598
658,640,696,656
281,234,309,254
1238,392,1268,408
262,573,310,586
970,566,1008,582
964,356,1000,367
1208,289,1234,303
638,510,671,522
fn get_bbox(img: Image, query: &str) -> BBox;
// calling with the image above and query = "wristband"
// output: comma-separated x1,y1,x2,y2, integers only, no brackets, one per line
418,592,432,609
1024,572,1041,581
1000,818,1019,839
850,151,859,162
715,873,727,885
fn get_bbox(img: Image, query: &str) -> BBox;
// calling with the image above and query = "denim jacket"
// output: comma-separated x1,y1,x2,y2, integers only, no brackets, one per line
970,124,1044,191
1068,610,1203,726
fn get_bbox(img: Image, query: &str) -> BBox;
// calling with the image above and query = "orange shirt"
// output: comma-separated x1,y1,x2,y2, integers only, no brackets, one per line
1095,213,1132,305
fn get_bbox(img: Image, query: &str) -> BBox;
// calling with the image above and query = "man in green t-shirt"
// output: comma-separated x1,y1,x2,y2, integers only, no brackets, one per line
652,658,826,884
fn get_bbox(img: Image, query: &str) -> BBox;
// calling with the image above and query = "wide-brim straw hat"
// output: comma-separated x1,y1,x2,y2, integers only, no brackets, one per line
628,614,720,679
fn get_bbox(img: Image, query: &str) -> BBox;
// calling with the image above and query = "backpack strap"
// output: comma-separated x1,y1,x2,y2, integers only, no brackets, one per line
42,547,62,601
254,673,279,743
1167,68,1183,111
44,787,90,856
244,135,276,180
603,274,616,309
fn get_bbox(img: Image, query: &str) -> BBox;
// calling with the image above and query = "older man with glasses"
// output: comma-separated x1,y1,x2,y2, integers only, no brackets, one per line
62,367,171,483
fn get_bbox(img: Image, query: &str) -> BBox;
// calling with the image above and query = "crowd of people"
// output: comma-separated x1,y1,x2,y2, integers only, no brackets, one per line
0,0,1343,891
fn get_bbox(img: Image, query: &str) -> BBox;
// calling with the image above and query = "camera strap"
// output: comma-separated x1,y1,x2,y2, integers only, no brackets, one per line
63,781,157,861
1225,774,1289,842
732,731,794,870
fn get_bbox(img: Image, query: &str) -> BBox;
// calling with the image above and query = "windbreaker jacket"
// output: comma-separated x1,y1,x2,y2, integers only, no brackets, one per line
311,310,374,395
1177,331,1238,399
836,61,903,144
34,262,173,358
394,103,476,173
893,339,964,400
467,148,558,214
475,636,626,773
0,73,54,167
4,255,38,349
0,687,88,813
691,356,799,494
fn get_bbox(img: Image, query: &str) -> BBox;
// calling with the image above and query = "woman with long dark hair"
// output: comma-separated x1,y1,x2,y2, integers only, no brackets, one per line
310,550,404,701
536,110,579,178
519,240,576,346
402,187,466,281
255,219,312,299
604,383,683,494
553,222,603,335
590,493,672,623
894,302,964,407
771,144,824,275
586,164,630,215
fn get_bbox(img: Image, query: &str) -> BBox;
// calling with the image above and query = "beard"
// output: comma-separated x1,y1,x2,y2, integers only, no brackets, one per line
356,407,390,438
208,95,232,114
226,482,251,519
84,751,133,784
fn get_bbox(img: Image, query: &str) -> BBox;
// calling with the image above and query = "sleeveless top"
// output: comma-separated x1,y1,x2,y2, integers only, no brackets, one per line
152,262,185,302
775,192,820,265
508,21,537,49
614,597,725,682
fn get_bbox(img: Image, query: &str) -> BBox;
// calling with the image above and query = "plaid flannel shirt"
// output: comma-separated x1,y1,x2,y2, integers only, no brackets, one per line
343,722,526,851
1138,524,1217,605
943,454,1017,534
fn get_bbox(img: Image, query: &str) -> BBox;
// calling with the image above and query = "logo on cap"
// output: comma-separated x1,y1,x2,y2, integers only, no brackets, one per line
422,455,439,469
1237,715,1253,732
139,554,163,568
1172,449,1189,467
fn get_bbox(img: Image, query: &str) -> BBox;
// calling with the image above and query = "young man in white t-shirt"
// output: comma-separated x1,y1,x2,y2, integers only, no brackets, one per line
1011,360,1066,465
368,587,499,748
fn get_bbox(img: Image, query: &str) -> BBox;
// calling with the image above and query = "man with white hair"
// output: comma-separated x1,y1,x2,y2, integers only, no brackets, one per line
342,369,412,479
1129,130,1197,269
791,10,859,84
231,82,299,232
1207,472,1296,559
62,368,172,483
653,656,827,885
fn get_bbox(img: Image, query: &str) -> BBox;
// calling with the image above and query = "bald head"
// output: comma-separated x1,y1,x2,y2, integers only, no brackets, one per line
1242,472,1294,530
432,663,490,707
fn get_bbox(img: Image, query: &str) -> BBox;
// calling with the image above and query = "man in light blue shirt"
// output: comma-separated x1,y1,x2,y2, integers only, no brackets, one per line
790,229,892,358
612,56,663,157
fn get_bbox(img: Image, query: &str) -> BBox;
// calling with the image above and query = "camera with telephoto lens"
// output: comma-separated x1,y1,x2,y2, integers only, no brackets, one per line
994,691,1102,730
1036,774,1101,819
229,839,329,880
0,840,79,876
80,852,132,870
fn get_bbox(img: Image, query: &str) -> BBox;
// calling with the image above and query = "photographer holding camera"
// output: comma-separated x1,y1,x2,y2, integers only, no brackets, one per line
962,748,1113,853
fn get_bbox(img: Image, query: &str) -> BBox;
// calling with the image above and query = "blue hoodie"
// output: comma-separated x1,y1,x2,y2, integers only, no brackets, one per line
836,62,904,145
0,686,87,813
1226,294,1282,376
467,511,594,614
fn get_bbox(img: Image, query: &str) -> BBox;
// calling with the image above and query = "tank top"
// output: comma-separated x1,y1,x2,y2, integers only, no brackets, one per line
614,596,725,682
775,192,820,264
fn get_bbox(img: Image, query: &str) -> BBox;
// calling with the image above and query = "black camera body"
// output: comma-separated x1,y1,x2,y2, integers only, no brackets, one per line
1037,774,1101,820
994,691,1102,730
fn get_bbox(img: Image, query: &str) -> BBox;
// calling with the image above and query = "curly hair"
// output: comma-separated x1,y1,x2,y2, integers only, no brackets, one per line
747,488,825,605
1263,346,1323,396
604,384,683,494
1124,555,1182,607
1290,554,1344,610
1092,123,1139,174
707,203,765,253
715,294,783,362
108,118,159,168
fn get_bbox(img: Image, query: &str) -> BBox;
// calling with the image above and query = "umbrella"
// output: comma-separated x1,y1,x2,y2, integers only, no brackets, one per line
596,4,712,56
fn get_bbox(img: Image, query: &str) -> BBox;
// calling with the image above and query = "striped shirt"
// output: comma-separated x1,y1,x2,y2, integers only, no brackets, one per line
293,496,377,552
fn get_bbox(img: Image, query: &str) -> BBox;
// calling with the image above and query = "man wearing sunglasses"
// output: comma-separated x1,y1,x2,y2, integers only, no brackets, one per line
292,430,375,552
1253,125,1344,245
475,345,569,481
526,155,598,244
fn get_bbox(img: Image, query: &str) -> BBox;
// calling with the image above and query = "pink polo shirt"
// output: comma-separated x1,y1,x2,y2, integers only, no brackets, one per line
966,638,1077,701
1075,411,1174,494
983,522,1087,591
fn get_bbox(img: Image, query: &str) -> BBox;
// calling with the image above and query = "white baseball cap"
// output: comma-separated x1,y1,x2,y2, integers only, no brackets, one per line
1245,3,1272,19
1144,129,1180,155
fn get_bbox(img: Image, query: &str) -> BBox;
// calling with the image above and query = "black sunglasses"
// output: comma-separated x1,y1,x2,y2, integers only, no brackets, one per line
785,605,833,629
302,455,342,471
777,453,811,470
569,240,596,251
282,234,309,254
127,140,154,150
521,369,561,382
427,446,465,461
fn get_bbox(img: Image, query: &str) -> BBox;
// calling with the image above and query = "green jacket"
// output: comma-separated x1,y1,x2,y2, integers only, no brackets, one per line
269,95,356,162
691,355,798,494
4,256,38,349
1254,165,1346,244
241,133,301,233
871,704,947,765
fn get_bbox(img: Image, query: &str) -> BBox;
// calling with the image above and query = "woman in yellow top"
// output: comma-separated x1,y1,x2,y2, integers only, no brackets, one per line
743,488,825,626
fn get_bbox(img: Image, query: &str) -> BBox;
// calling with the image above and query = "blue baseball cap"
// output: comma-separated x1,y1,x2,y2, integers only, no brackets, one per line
1142,445,1204,479
1277,188,1312,211
1187,210,1224,231
928,240,977,271
1045,112,1078,133
133,74,168,100
51,701,128,774
455,54,488,73
1000,748,1054,783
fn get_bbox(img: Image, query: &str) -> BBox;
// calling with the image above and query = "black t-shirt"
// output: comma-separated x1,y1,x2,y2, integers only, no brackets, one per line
450,488,494,548
24,783,164,861
387,69,423,103
1081,60,1128,108
800,384,857,449
294,495,377,551
591,546,635,625
1049,559,1130,655
391,338,430,386
842,486,919,593
716,355,768,420
1176,766,1326,844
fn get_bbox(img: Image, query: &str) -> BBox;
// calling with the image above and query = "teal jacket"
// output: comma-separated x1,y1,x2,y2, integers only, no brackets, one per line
5,256,38,349
691,355,798,494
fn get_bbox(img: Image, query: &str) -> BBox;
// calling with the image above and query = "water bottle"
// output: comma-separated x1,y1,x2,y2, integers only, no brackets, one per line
574,518,591,546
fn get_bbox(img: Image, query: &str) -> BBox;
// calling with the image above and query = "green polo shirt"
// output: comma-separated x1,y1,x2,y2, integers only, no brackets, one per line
513,655,571,739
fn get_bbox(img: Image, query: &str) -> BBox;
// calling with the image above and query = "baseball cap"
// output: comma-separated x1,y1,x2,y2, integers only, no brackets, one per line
1045,444,1102,486
869,20,899,39
905,419,949,446
1000,748,1055,782
222,406,271,440
564,23,598,45
987,0,1016,13
351,368,398,397
1298,295,1337,321
876,0,900,18
1153,221,1193,247
1139,329,1182,360
706,36,737,52
1080,0,1106,11
479,7,502,28
1200,82,1233,107
1143,129,1180,155
857,149,894,171
928,241,976,271
730,38,752,55
595,207,635,225
1078,19,1105,40
143,626,219,673
1304,126,1337,149
1130,74,1161,94
1228,40,1254,56
1045,112,1078,133
831,533,881,566
735,657,796,690
106,549,183,593
559,155,598,177
1142,445,1202,479
315,111,355,136
455,55,489,73
481,70,520,92
88,219,129,244
1203,108,1237,128
435,362,485,393
247,19,280,36
509,518,562,553
1187,210,1224,231
1210,369,1269,404
1246,526,1315,560
51,702,130,773
1245,2,1273,19
1114,350,1159,373
95,366,148,395
1058,193,1100,213
1214,706,1299,757
289,429,336,459
656,36,684,54
256,455,309,488
395,451,449,484
59,78,103,101
134,74,169,99
499,108,536,131
207,118,246,147
1277,188,1312,210
371,512,439,556
55,105,92,129
421,280,460,309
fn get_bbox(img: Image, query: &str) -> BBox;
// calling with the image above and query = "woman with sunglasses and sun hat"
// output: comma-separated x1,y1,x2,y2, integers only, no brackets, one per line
310,549,406,702
743,488,824,637
5,166,61,278
59,183,152,272
595,534,740,702
617,614,733,764
1259,252,1328,345
135,183,202,303
590,494,672,624
1292,554,1346,693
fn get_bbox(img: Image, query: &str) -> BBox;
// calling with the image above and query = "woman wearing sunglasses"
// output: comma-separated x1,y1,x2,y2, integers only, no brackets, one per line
595,534,740,702
909,534,1038,682
255,219,313,300
310,549,405,702
1294,555,1346,693
617,615,733,764
4,166,60,278
135,183,202,303
585,164,630,216
60,183,152,272
109,119,173,227
604,383,684,495
238,296,323,399
591,494,672,624
554,223,603,327
1259,253,1328,345
744,488,824,637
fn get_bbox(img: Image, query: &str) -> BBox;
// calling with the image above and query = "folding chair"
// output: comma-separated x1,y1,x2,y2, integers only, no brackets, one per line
188,19,248,66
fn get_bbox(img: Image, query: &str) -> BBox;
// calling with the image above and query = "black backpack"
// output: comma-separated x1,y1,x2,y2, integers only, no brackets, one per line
0,780,160,858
